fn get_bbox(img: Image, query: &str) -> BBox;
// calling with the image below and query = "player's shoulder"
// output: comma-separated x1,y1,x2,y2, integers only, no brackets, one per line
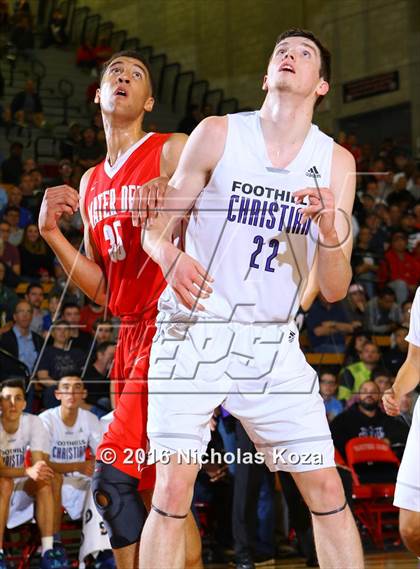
195,115,228,138
23,412,47,431
39,406,58,423
79,166,97,199
332,142,356,169
80,408,101,428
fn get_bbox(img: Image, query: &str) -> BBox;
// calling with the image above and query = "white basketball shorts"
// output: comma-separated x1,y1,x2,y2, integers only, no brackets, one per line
7,477,34,529
394,398,420,511
147,315,334,473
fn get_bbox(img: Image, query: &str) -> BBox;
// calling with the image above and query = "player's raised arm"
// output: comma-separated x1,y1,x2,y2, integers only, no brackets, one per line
39,168,107,305
141,117,226,309
296,143,355,304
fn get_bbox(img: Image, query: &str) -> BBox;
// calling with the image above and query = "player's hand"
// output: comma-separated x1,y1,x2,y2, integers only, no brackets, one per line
162,245,214,311
26,460,55,482
132,176,169,227
294,187,336,238
382,388,401,416
39,185,79,236
78,459,95,477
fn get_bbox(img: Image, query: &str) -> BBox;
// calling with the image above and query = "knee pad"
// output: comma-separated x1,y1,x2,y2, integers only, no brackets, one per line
92,461,146,549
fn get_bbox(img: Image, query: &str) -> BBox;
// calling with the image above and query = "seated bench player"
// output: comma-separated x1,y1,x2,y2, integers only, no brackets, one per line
0,378,59,569
40,375,114,567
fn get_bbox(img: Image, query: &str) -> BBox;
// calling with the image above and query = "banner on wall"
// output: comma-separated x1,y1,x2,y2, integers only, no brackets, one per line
343,71,399,103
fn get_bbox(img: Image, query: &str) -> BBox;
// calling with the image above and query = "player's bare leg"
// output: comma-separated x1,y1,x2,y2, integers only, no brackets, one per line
25,479,54,538
141,487,203,568
0,478,13,549
139,457,199,569
51,472,64,534
399,509,420,556
293,467,364,568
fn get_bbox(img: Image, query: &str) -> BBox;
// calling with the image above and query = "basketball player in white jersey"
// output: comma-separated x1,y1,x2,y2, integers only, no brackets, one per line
137,28,364,568
40,375,112,566
0,379,57,569
383,287,420,557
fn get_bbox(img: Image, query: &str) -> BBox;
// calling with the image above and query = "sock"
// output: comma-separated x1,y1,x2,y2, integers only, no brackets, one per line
0,549,3,554
53,532,62,543
41,536,53,555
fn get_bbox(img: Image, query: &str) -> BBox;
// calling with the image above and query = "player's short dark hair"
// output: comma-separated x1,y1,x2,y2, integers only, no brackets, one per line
100,50,154,95
1,378,26,397
274,28,331,108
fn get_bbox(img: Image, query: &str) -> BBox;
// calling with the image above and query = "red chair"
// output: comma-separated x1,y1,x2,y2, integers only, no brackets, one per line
345,437,400,548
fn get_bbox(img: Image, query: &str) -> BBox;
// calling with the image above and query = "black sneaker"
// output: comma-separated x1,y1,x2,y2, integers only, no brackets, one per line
235,558,255,569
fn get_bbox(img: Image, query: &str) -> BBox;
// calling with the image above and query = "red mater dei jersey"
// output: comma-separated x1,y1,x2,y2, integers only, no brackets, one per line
84,132,171,318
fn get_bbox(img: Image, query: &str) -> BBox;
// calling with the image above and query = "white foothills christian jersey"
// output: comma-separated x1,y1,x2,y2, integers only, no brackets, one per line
406,287,420,347
160,111,334,324
0,413,49,468
40,407,103,464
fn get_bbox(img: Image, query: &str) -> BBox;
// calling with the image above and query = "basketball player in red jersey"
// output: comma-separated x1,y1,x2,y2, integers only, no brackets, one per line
38,51,202,569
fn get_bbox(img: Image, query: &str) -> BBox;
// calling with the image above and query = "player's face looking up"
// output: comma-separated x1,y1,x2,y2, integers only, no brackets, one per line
0,387,26,420
263,36,329,106
55,376,86,409
95,56,154,119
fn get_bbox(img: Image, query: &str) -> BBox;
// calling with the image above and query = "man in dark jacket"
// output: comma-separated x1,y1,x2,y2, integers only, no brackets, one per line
330,380,409,467
0,299,43,381
10,79,45,128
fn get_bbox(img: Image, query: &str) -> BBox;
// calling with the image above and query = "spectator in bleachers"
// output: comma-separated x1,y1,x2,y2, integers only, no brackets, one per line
338,341,381,401
371,369,393,394
0,220,21,277
364,212,390,256
80,298,105,334
9,13,35,63
387,204,404,232
409,172,420,201
343,283,366,325
74,127,105,172
42,293,60,334
10,79,45,128
351,226,379,298
6,185,33,228
92,319,114,344
24,168,46,216
2,206,23,246
401,212,420,253
364,287,402,334
41,7,68,48
40,375,113,566
59,123,82,161
330,380,409,463
51,159,74,187
76,41,97,70
50,262,85,306
82,341,116,417
1,142,23,185
36,319,87,408
0,260,18,322
25,283,47,335
319,370,343,422
383,326,409,376
0,379,57,568
61,302,93,352
344,331,371,365
401,299,412,329
306,293,358,353
378,231,420,304
0,300,43,381
19,224,54,281
387,173,415,210
22,157,37,174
